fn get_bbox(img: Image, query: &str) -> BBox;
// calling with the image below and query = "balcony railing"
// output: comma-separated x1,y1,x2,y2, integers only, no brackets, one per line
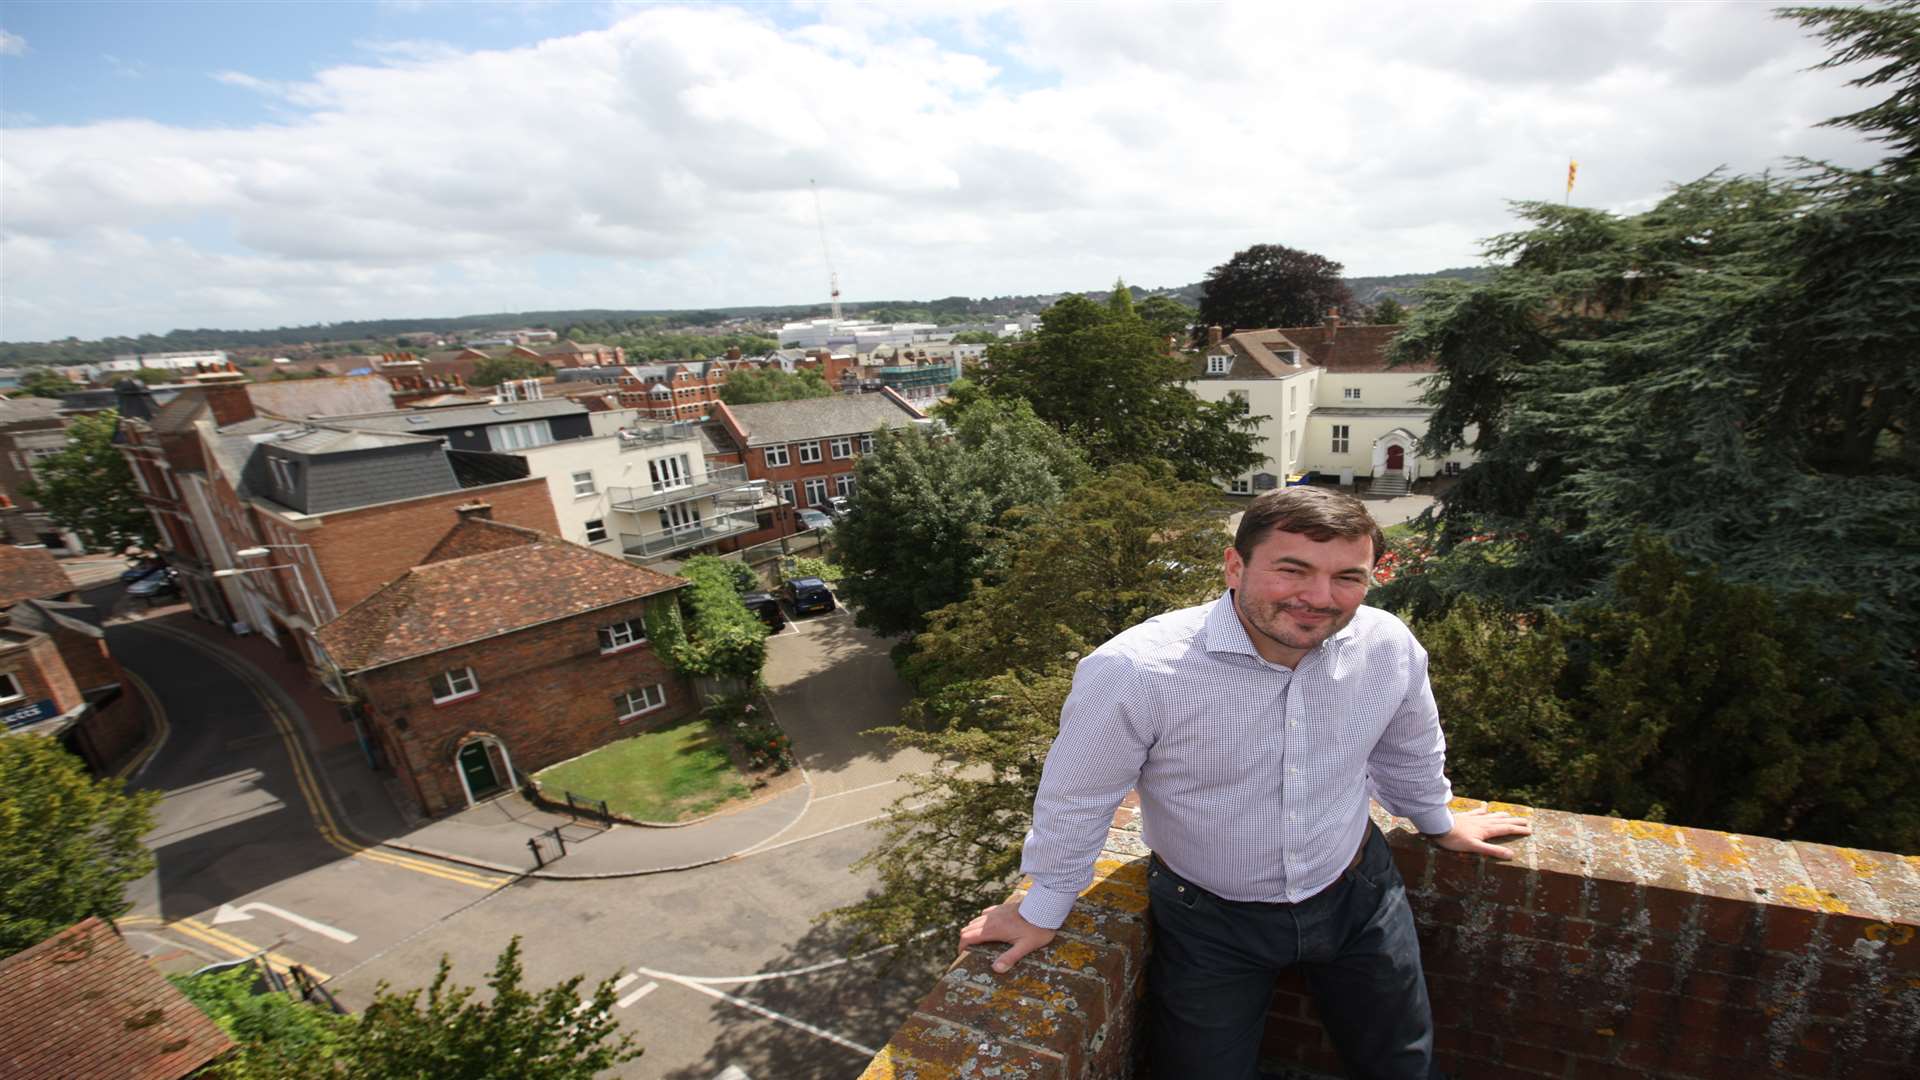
615,421,699,451
607,464,754,512
619,508,759,559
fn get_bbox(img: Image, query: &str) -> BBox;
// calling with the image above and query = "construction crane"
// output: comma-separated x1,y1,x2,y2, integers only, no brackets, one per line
810,179,842,322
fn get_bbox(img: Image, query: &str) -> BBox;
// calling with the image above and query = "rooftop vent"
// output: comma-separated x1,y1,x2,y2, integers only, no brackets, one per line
405,415,433,425
491,407,519,416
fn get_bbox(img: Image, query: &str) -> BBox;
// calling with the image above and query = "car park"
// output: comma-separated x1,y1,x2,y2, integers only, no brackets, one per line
741,591,788,632
797,508,834,531
782,576,836,616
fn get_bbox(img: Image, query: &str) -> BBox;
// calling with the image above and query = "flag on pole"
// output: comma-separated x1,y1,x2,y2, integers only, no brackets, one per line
1566,160,1578,197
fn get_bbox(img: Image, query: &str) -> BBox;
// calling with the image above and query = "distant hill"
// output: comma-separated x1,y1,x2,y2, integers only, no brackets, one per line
0,266,1494,366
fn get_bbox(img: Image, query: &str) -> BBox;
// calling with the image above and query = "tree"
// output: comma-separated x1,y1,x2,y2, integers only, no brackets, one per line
831,466,1227,958
340,938,639,1079
719,367,834,405
1195,243,1354,337
946,331,999,345
22,410,154,551
469,355,547,387
0,736,160,958
1369,296,1408,324
975,294,1263,484
171,965,349,1079
1106,277,1136,319
1136,295,1197,346
16,368,77,398
834,398,1089,639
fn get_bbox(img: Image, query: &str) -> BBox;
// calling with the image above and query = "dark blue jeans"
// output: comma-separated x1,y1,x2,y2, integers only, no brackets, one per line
1146,823,1436,1080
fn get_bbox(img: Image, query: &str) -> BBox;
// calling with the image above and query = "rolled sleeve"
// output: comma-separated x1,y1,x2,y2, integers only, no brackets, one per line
1017,650,1153,930
1367,636,1455,838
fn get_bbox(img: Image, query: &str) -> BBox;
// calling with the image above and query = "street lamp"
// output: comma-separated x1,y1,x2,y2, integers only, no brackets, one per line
214,560,317,625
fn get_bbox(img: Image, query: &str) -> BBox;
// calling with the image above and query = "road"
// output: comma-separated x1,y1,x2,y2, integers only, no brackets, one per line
114,589,940,1079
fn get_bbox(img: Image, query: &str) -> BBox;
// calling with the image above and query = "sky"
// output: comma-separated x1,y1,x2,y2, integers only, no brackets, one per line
0,1,1889,343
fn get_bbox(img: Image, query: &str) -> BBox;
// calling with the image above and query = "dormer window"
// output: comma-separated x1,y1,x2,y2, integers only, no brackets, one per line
1207,354,1231,375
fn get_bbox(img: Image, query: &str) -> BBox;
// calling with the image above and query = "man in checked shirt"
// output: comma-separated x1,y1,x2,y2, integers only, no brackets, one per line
959,486,1531,1079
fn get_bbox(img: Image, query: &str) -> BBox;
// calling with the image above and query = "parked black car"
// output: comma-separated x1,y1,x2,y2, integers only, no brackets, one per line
782,576,836,617
741,591,787,633
121,557,166,583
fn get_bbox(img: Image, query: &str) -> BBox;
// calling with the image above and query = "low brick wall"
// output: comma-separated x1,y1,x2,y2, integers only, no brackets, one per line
859,797,1920,1079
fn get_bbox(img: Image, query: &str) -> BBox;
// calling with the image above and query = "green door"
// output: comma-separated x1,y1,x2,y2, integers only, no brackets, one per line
458,742,499,798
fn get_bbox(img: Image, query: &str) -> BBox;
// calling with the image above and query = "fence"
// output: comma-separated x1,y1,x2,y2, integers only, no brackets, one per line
734,528,830,568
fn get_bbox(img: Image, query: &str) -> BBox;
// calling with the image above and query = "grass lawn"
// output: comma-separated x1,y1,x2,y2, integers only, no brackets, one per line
535,717,751,823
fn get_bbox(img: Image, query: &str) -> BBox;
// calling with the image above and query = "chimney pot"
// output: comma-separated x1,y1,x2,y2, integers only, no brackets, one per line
1207,325,1223,347
455,502,493,521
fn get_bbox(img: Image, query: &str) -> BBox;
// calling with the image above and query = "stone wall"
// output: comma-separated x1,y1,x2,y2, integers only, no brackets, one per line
859,797,1920,1080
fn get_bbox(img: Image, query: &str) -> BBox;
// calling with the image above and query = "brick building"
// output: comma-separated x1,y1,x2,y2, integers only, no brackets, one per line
312,516,693,816
0,396,79,550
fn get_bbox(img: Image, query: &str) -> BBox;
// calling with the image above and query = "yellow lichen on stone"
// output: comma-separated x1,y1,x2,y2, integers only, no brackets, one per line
1448,796,1489,812
857,1046,953,1080
1613,819,1683,846
1484,801,1532,816
1716,835,1751,868
1838,848,1881,880
1777,884,1852,915
1863,923,1916,946
1045,939,1101,971
1090,857,1148,889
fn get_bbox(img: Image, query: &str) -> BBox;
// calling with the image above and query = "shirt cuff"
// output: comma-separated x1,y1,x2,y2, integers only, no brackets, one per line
1409,806,1456,837
1017,883,1079,930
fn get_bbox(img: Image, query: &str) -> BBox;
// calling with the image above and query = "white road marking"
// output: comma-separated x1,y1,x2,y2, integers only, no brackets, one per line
739,801,927,859
611,973,639,993
714,1067,752,1080
211,901,357,944
617,980,659,1008
637,969,875,1058
810,777,905,802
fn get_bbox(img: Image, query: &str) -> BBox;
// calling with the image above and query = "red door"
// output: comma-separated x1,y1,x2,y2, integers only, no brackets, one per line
1386,444,1405,471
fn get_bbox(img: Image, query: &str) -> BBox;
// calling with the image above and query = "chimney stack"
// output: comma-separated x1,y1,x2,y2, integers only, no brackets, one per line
455,501,493,521
1207,325,1223,347
198,381,256,427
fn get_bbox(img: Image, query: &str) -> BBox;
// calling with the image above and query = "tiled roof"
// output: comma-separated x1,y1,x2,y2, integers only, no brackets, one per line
419,516,545,564
0,918,233,1080
1194,324,1427,380
315,398,584,433
8,598,105,639
146,395,209,434
246,375,397,419
314,521,689,672
720,392,925,447
0,397,65,423
0,545,73,607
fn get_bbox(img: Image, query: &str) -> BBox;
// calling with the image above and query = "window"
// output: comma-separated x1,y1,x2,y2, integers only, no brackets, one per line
803,477,829,506
268,457,298,492
659,502,702,534
1331,425,1350,454
835,473,856,497
829,436,853,459
598,619,646,652
585,518,608,544
777,481,796,506
430,667,479,703
0,672,21,705
1344,387,1362,400
763,444,790,468
488,421,552,451
858,433,874,453
649,454,690,492
796,440,823,464
616,684,667,721
571,470,596,497
1207,354,1231,374
1230,478,1252,495
1290,386,1298,415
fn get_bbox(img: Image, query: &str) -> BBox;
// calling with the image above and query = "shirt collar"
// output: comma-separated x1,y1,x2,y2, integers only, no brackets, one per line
1204,591,1362,661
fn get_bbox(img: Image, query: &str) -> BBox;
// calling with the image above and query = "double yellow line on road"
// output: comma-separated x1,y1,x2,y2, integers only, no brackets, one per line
131,623,508,891
119,914,331,982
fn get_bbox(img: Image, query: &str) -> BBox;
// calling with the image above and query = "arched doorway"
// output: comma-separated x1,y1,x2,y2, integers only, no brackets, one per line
1386,444,1405,471
452,735,518,808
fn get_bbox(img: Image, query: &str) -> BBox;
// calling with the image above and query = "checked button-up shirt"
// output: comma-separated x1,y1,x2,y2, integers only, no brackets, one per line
1017,592,1456,930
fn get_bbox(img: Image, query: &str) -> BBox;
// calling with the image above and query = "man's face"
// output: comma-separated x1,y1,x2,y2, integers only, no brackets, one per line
1222,527,1374,666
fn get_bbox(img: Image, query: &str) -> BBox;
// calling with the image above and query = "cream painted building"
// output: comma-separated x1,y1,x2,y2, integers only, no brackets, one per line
1189,318,1474,496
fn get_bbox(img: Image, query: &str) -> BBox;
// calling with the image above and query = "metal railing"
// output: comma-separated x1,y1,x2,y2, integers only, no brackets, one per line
619,509,759,558
615,420,699,451
607,463,753,512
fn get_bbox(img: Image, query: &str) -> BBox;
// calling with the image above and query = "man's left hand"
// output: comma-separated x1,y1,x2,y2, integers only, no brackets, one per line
1430,807,1532,858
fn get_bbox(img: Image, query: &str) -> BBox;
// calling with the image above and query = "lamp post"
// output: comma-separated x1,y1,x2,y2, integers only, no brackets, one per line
215,550,317,626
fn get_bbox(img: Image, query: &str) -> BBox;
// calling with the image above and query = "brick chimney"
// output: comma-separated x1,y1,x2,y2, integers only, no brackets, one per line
1207,325,1223,347
725,346,741,361
1325,307,1341,339
455,501,493,521
198,382,255,427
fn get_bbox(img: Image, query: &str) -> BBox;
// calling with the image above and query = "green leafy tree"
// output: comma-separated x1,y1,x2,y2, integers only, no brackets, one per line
171,966,349,1079
1137,295,1197,346
16,368,77,398
1195,242,1354,337
469,356,548,387
342,937,639,1080
834,398,1090,639
22,410,154,552
1106,277,1136,319
669,558,770,682
946,331,1000,345
0,736,160,958
831,466,1227,957
1368,296,1408,324
719,367,834,405
976,294,1263,484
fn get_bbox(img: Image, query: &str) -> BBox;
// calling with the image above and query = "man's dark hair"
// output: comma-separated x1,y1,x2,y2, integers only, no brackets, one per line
1233,487,1387,566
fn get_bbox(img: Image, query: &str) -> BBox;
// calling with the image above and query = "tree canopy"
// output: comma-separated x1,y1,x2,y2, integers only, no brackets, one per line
1195,242,1354,338
468,355,548,387
0,736,160,958
975,294,1263,484
718,367,834,405
23,410,155,552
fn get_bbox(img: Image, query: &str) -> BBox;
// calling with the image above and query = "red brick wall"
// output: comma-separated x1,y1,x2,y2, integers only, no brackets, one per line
1,635,84,713
354,595,694,817
296,478,559,613
860,799,1920,1080
48,628,120,692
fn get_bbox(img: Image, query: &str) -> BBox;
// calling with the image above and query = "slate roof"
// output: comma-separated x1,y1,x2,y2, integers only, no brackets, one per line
0,918,233,1080
9,597,105,639
0,546,73,607
720,392,925,448
316,398,584,434
314,520,689,673
0,397,65,423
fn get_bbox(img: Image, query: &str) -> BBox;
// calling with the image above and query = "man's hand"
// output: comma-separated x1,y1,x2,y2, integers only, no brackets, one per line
1430,807,1532,859
958,901,1057,974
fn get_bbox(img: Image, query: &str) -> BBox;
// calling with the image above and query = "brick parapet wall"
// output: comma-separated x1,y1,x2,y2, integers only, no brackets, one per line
860,797,1920,1080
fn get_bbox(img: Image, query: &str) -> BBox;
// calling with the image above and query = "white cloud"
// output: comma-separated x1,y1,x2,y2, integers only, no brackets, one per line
0,29,24,57
0,1,1889,340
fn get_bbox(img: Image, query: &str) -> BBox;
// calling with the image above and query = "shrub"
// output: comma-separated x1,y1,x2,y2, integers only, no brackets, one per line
669,559,768,682
700,691,793,772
